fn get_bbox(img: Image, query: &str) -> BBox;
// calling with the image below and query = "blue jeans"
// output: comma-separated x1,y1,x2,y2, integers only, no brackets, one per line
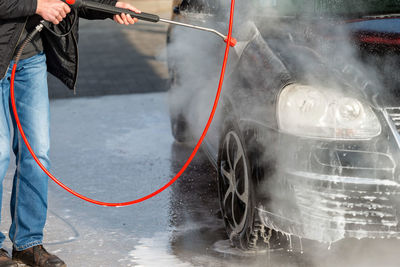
0,52,50,251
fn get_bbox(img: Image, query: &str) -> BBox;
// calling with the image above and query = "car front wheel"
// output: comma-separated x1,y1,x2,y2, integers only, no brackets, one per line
217,121,260,250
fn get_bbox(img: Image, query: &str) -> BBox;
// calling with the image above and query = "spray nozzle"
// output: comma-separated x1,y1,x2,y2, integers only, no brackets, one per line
224,37,237,47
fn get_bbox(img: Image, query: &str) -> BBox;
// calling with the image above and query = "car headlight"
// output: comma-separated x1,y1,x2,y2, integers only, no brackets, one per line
277,84,381,140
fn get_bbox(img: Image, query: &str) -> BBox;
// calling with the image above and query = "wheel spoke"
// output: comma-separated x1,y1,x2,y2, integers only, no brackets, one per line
236,190,248,204
225,135,233,170
223,182,234,205
233,148,244,170
221,166,233,185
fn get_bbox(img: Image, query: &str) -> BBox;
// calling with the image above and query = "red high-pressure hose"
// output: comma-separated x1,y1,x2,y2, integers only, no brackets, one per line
9,0,235,206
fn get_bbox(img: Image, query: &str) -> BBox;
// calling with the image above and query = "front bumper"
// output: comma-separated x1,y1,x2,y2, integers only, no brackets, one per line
255,110,400,242
258,169,400,243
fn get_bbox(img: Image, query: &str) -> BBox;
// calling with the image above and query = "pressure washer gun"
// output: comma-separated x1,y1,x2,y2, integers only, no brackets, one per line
15,0,237,87
56,0,237,47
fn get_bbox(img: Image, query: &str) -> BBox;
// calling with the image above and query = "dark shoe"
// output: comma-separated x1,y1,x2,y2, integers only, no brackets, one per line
12,245,66,267
0,249,17,267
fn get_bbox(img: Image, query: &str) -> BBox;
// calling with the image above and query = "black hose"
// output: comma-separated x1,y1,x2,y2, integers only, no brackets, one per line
13,23,45,65
41,9,79,37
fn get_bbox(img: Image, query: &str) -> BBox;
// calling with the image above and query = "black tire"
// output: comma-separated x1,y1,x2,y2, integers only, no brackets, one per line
217,120,260,250
170,112,191,143
168,62,191,143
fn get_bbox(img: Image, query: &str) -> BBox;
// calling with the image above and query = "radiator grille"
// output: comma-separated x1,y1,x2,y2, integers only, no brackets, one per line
386,107,400,133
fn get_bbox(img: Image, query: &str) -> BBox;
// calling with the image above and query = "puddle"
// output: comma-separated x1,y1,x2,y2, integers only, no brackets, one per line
131,232,192,267
212,239,270,257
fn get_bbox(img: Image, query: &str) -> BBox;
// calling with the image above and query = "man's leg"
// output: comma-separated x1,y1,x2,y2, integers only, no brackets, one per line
0,71,15,267
0,73,12,248
7,53,50,250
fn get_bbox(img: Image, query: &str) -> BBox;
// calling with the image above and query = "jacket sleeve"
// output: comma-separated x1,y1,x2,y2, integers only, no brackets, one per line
0,0,37,19
78,0,118,20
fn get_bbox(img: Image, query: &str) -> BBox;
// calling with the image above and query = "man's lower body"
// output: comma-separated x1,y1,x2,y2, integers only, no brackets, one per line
0,53,65,267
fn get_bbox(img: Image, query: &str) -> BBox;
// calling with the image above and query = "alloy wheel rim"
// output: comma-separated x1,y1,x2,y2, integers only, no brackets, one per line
219,130,249,237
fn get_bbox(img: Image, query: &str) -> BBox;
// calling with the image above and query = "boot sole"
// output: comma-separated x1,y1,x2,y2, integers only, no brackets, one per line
14,261,28,267
14,260,66,267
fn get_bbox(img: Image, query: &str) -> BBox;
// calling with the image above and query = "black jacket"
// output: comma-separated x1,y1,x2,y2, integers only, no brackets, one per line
0,0,117,90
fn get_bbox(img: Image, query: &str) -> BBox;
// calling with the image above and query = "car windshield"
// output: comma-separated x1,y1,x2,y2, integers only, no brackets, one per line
255,0,400,18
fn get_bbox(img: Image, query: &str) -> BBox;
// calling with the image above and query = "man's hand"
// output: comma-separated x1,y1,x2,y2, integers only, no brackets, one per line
113,2,141,25
36,0,71,25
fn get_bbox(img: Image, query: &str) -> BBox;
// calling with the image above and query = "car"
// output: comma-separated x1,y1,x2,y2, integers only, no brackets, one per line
167,0,400,250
